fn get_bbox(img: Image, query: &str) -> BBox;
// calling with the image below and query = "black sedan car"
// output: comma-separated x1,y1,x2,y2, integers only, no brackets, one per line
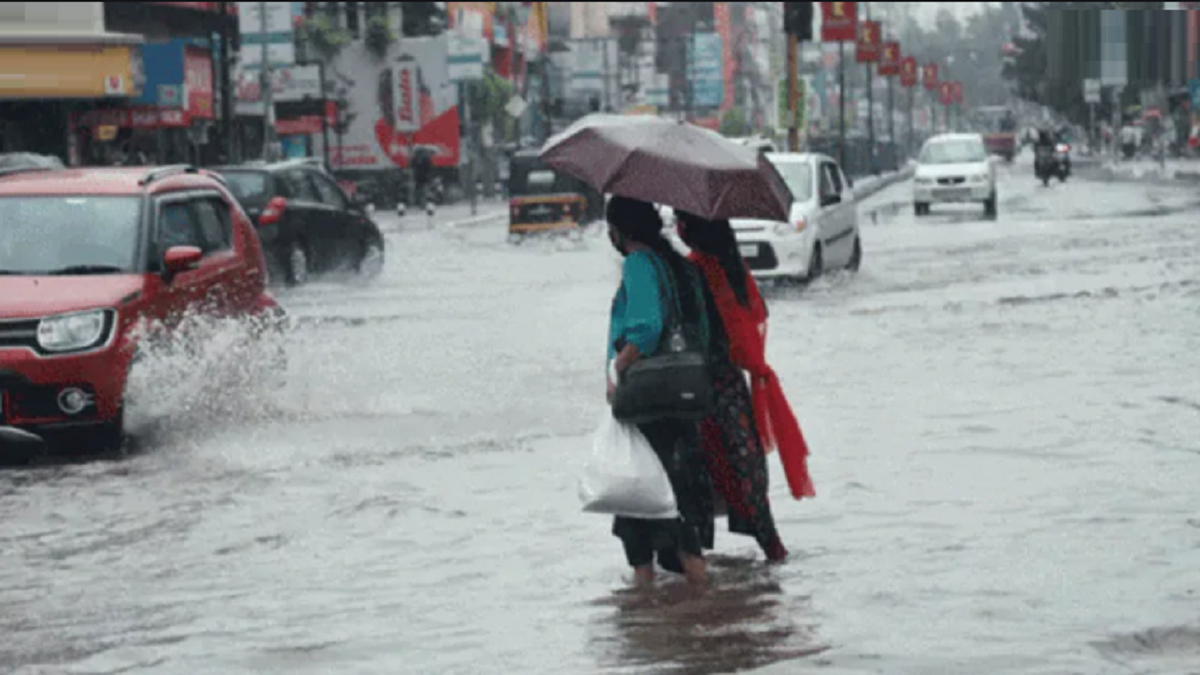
214,159,385,286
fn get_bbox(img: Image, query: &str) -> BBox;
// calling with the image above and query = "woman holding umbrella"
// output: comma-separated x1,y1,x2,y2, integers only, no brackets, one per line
676,211,816,562
605,196,714,587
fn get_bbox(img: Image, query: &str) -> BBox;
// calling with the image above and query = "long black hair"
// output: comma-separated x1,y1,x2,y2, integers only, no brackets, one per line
675,210,751,308
607,197,702,324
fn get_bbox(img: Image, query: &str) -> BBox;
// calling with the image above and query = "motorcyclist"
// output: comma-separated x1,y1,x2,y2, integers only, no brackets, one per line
1033,129,1057,176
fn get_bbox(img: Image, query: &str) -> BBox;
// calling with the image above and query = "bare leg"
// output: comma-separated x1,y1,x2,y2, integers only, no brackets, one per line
680,554,708,586
633,565,655,587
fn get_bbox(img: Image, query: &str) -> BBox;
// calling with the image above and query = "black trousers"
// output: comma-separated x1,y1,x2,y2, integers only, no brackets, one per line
612,418,712,569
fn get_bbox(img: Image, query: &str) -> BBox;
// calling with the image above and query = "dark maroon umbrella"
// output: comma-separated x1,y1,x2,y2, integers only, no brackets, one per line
538,114,792,222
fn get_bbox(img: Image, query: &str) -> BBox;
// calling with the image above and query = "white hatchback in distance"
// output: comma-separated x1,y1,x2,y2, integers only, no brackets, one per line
728,152,861,283
913,133,998,219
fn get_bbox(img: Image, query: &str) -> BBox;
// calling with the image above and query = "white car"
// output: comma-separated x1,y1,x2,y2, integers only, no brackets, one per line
728,152,861,283
913,133,998,218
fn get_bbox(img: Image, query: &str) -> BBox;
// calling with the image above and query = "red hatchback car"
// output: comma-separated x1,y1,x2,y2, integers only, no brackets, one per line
0,156,283,454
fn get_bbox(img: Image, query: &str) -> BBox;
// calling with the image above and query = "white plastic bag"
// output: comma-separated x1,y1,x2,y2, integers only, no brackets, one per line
579,412,679,520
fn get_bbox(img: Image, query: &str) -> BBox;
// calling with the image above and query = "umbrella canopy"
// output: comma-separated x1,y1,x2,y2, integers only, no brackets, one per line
538,114,792,222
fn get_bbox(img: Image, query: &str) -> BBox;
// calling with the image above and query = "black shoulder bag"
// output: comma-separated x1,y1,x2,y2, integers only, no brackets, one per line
611,253,715,424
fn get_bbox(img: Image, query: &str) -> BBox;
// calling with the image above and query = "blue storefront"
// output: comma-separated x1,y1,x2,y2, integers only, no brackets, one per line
78,38,217,165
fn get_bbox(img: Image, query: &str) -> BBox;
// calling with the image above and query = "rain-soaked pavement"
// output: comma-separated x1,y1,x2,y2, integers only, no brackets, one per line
3,154,1200,674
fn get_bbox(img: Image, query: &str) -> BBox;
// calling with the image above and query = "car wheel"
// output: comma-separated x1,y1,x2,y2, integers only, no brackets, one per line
804,245,823,283
286,241,309,287
847,236,862,272
357,238,385,279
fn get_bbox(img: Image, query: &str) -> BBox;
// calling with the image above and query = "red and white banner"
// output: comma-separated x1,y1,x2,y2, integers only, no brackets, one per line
855,20,881,63
394,60,420,134
878,41,901,76
820,2,858,42
276,116,322,135
184,46,214,119
923,62,939,91
899,56,918,88
939,80,954,106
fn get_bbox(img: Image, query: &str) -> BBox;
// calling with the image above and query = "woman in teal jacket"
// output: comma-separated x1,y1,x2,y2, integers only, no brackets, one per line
605,196,714,587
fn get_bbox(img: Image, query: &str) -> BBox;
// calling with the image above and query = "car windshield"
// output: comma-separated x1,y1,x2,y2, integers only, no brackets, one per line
218,170,271,206
0,196,141,275
769,161,813,202
919,139,988,165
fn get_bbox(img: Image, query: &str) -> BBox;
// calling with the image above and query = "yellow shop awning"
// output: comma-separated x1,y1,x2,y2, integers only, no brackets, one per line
0,44,139,99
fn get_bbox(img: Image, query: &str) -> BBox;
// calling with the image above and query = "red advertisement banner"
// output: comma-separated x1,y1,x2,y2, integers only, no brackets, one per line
855,20,881,63
820,2,857,42
878,41,901,76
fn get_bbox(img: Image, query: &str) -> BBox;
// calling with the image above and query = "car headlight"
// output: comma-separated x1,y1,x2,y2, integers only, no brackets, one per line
915,176,934,185
37,310,113,353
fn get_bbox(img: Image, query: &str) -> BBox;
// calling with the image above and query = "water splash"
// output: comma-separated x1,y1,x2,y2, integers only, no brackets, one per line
122,309,290,444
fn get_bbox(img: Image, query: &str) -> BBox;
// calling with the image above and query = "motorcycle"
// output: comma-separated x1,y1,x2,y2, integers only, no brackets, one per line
1034,144,1069,186
1053,141,1071,180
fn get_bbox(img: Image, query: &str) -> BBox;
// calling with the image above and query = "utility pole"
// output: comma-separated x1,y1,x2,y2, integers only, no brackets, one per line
907,82,914,158
786,31,799,151
259,1,278,161
218,1,236,163
838,40,847,171
864,2,876,174
782,2,812,152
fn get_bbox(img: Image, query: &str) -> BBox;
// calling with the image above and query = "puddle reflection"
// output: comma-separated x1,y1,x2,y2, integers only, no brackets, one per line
589,554,828,674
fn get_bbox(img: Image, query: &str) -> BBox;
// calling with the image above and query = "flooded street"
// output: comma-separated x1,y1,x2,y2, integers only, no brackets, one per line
3,157,1200,674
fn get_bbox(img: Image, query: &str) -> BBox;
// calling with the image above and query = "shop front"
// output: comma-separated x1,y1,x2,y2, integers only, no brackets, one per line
69,41,216,166
235,63,326,161
0,42,143,161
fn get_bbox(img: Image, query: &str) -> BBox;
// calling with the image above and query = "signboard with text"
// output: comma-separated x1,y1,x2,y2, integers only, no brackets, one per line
820,2,858,42
855,20,881,63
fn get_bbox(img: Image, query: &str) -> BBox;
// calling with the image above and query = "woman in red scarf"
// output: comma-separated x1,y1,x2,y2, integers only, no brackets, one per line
676,211,816,562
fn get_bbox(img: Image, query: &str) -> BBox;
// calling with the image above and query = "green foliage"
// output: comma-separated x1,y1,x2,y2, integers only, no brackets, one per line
719,108,751,137
466,70,515,140
365,15,395,59
298,14,351,58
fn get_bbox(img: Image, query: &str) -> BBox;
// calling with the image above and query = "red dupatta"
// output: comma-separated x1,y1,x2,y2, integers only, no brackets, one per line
689,252,816,499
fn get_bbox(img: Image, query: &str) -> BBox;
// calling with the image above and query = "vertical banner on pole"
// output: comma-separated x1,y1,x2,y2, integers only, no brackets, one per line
900,56,917,154
820,2,858,171
820,2,859,42
855,20,881,63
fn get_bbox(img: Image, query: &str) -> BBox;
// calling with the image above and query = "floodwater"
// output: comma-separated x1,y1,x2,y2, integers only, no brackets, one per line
3,155,1200,674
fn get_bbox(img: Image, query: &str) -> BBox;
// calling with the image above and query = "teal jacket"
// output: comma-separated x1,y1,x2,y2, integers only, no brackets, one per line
608,250,664,361
607,249,711,361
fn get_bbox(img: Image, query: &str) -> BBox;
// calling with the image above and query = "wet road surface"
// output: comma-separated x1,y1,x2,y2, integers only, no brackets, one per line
3,156,1200,674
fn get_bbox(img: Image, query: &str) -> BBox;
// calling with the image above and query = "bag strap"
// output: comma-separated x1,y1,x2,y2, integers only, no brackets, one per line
644,251,684,333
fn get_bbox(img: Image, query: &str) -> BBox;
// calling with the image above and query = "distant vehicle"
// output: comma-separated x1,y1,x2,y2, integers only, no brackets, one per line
913,133,998,218
213,159,385,287
974,106,1018,162
731,136,778,155
506,150,603,243
727,152,861,283
0,157,283,454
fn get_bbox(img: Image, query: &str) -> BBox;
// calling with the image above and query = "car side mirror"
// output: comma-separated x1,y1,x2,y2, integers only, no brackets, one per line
162,245,202,281
820,193,842,207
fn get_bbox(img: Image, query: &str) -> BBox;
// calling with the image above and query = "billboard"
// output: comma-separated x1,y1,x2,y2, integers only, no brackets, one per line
322,38,460,169
687,32,723,109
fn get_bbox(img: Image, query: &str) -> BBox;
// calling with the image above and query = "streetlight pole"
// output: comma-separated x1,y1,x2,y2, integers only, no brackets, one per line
259,1,278,161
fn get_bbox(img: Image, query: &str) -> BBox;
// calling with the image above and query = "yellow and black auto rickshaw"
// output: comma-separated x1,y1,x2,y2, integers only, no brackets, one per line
507,150,603,243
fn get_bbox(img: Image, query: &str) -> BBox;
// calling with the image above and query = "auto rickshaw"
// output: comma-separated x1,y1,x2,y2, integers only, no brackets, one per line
507,150,603,243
